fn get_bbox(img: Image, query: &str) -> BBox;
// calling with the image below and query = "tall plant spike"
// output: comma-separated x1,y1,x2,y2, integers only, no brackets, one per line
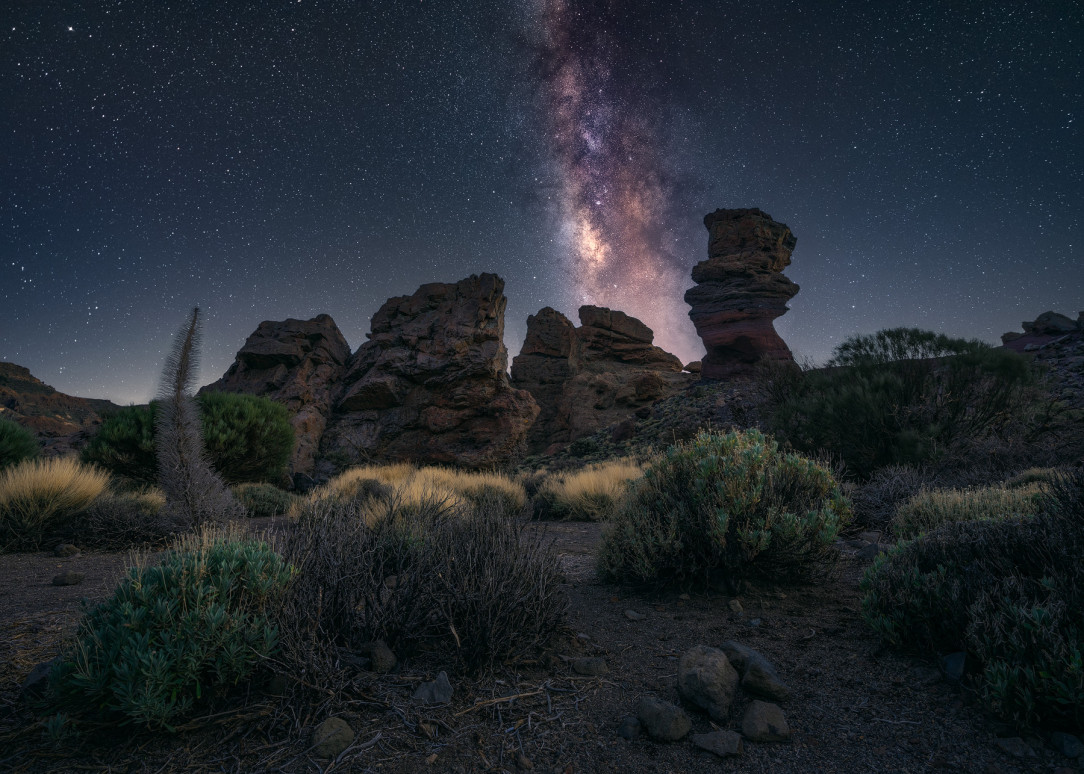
155,307,240,529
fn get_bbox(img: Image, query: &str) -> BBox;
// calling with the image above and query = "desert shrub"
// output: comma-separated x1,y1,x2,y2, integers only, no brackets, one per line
968,575,1083,731
768,328,1042,478
0,418,39,469
533,459,643,521
82,405,158,483
84,394,294,486
0,458,110,551
48,529,290,730
73,488,174,550
232,482,297,518
848,464,932,529
197,392,294,484
276,489,566,682
598,429,850,588
861,471,1084,729
891,484,1045,539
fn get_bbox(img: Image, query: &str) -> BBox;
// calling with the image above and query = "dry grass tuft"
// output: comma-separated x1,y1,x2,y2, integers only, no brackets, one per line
312,463,526,519
0,457,110,551
533,459,643,521
891,484,1045,539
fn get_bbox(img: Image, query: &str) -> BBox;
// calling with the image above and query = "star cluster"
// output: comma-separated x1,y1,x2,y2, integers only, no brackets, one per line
1,1,1080,403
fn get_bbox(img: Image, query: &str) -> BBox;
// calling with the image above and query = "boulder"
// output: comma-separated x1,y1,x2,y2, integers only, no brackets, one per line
201,314,351,475
718,641,791,702
741,700,790,742
637,696,692,742
677,645,739,721
511,305,694,451
321,274,538,470
685,208,799,379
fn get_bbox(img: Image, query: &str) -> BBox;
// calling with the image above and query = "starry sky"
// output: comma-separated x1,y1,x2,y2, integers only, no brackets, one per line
2,0,1081,404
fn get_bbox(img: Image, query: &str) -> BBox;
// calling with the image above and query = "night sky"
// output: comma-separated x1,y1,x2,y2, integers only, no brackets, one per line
3,1,1081,404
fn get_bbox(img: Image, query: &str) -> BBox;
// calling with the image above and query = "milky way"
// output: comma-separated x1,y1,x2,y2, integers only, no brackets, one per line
530,0,703,364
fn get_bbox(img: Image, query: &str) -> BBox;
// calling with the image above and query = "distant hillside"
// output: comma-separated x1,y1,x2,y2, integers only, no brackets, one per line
0,362,120,454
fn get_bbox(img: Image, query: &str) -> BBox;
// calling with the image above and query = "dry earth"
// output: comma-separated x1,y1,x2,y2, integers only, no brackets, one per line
0,520,1079,774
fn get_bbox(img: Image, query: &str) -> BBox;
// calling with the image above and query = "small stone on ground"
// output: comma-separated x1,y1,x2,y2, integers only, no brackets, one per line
637,696,691,742
692,730,744,757
313,716,354,758
51,571,84,586
413,671,454,704
741,700,791,742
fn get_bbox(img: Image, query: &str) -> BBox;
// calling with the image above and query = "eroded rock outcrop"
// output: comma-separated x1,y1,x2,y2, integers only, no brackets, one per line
511,305,694,452
685,208,799,379
201,314,352,475
0,362,119,456
319,274,538,470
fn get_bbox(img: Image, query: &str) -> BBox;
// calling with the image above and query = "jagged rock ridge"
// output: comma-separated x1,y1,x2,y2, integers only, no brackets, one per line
511,305,695,453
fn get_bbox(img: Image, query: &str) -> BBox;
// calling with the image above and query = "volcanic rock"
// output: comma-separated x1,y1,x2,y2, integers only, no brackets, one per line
685,208,799,379
201,314,351,475
1001,310,1083,349
511,305,694,451
321,274,538,469
0,363,119,456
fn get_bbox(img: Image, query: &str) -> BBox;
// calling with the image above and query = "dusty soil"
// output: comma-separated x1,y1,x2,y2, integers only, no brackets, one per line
0,520,1078,774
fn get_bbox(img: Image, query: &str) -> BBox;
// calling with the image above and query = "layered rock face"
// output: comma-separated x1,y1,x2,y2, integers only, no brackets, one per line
685,208,799,379
511,305,694,452
0,362,119,456
201,314,351,475
320,273,538,469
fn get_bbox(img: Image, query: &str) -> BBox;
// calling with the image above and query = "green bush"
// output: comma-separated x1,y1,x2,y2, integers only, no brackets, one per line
197,392,293,484
861,471,1084,730
891,485,1045,539
232,482,296,518
82,405,158,483
48,532,291,730
0,418,39,469
84,393,294,485
768,328,1042,478
598,429,851,588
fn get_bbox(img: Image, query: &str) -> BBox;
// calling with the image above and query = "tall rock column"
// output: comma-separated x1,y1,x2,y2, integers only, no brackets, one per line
684,208,799,379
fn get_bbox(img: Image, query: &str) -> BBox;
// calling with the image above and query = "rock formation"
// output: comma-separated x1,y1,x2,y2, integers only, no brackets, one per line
685,208,799,379
0,362,119,456
319,273,538,470
511,305,694,452
201,314,351,475
1002,310,1083,349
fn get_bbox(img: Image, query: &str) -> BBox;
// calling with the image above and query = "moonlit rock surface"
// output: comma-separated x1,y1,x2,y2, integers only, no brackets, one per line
202,314,351,475
320,273,538,469
685,208,800,379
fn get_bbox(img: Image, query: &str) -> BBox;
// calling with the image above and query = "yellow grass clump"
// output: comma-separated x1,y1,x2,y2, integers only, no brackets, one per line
534,459,643,521
0,457,110,551
891,483,1045,539
310,463,526,520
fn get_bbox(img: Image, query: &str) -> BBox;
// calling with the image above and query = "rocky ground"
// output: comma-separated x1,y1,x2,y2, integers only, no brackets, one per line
0,521,1080,774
